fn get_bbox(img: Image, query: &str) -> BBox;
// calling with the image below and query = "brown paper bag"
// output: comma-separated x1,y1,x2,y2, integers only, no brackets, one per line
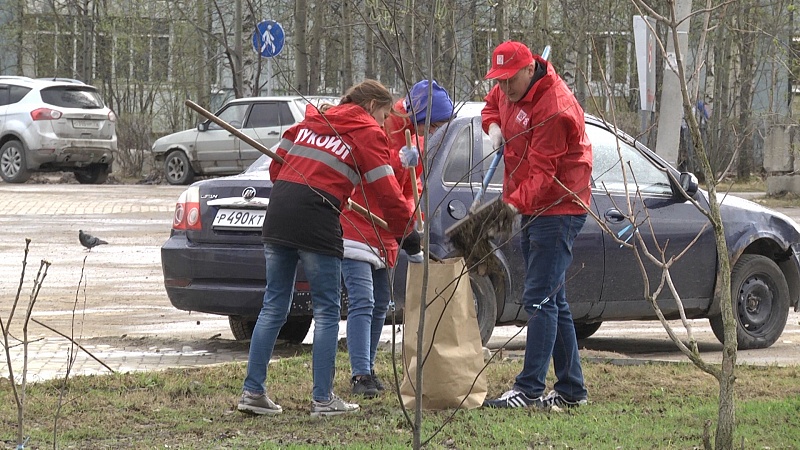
400,257,487,409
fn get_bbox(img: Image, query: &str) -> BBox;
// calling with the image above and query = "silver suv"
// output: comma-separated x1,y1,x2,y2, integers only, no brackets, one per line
151,96,338,185
0,76,117,184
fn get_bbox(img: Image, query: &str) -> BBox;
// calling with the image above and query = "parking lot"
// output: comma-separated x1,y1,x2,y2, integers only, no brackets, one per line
1,182,798,381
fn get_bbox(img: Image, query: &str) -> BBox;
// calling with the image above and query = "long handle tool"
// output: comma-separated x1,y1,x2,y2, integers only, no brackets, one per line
470,144,504,211
405,129,424,232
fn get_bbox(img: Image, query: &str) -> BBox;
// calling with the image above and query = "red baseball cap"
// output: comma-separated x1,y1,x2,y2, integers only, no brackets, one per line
484,41,534,80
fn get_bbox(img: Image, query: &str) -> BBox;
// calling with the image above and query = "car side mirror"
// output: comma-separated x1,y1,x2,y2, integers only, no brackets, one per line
197,122,208,132
679,172,699,198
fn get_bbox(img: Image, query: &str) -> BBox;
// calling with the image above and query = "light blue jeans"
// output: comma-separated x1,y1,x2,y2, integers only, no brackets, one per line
514,214,588,401
243,243,342,402
342,258,391,376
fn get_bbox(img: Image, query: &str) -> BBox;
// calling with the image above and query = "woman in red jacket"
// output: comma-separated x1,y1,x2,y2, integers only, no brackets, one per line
341,80,455,397
238,80,412,417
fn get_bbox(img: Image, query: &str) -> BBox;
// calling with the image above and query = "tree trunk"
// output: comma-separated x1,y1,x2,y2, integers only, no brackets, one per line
716,347,737,450
308,0,324,94
441,7,456,87
240,3,256,97
734,5,756,180
494,0,506,43
365,25,376,80
342,0,353,90
232,0,243,98
708,188,737,450
709,8,732,180
403,0,415,82
294,0,309,94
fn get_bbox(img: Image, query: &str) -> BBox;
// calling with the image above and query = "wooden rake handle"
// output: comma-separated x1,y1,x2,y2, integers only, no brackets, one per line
405,129,424,232
184,99,389,231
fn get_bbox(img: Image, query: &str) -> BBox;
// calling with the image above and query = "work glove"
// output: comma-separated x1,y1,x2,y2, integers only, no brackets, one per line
398,230,423,262
488,123,504,151
399,145,419,168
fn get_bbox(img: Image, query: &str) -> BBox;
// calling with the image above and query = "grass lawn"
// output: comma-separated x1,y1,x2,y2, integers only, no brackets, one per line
2,350,799,449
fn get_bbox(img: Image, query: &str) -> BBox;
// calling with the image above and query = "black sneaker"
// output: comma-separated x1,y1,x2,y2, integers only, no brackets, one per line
351,375,379,398
533,390,587,409
371,371,385,391
482,389,537,408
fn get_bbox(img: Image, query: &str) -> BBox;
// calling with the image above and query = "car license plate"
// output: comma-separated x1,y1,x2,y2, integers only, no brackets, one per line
72,119,99,129
212,209,266,229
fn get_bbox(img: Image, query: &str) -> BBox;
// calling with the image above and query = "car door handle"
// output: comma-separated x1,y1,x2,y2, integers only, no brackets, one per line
604,209,626,223
267,131,279,135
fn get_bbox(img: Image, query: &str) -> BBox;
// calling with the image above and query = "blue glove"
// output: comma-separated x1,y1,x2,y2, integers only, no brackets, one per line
399,145,419,168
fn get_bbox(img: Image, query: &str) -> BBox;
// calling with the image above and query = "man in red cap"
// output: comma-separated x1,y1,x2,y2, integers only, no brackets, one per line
481,41,593,409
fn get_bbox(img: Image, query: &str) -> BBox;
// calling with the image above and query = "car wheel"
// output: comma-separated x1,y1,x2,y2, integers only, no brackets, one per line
709,254,790,349
470,272,497,346
0,140,31,183
228,315,313,344
229,316,255,340
278,316,313,343
574,322,602,340
74,164,109,184
164,151,194,185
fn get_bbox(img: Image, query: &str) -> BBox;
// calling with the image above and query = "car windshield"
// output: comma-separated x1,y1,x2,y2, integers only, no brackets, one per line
245,155,272,173
40,86,105,109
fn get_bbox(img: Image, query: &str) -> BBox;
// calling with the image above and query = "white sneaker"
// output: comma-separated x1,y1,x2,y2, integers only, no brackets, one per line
310,393,360,417
237,391,282,415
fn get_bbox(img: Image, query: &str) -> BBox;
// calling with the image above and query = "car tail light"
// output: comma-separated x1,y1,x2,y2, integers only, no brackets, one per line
30,108,63,121
172,186,202,231
108,111,117,122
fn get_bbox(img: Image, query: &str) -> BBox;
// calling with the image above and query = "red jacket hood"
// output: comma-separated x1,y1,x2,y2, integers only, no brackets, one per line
302,103,377,136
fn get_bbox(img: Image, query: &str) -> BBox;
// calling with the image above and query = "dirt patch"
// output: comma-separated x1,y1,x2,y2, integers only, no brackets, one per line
79,335,310,359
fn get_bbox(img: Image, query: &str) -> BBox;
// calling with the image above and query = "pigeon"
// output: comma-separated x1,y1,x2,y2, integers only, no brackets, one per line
79,230,108,249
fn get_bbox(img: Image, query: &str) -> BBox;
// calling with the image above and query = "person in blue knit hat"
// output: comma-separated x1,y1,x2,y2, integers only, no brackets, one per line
341,79,455,397
404,79,456,125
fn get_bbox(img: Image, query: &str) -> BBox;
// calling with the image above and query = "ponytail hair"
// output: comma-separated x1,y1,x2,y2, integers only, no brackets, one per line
339,79,394,112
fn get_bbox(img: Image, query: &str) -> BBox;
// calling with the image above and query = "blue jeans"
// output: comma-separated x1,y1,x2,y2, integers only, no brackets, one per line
342,258,391,376
243,243,342,402
514,214,587,401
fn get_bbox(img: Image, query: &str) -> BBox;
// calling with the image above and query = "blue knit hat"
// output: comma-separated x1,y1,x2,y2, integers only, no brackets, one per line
404,80,454,124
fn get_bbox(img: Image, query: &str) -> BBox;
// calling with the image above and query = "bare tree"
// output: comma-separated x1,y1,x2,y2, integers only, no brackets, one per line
632,1,737,448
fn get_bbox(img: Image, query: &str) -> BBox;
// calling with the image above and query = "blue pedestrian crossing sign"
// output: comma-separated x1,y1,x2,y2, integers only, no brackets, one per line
253,20,285,58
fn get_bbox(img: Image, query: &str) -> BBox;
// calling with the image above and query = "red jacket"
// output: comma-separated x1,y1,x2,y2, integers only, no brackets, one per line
482,56,592,216
340,100,419,267
270,103,412,236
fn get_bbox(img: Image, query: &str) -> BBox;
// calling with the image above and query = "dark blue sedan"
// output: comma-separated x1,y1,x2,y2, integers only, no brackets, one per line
161,110,800,349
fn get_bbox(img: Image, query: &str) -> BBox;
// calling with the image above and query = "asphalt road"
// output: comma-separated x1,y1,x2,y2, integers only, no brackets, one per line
1,182,798,367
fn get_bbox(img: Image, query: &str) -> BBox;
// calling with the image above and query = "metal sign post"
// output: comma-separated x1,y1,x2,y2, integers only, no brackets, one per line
252,20,285,96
